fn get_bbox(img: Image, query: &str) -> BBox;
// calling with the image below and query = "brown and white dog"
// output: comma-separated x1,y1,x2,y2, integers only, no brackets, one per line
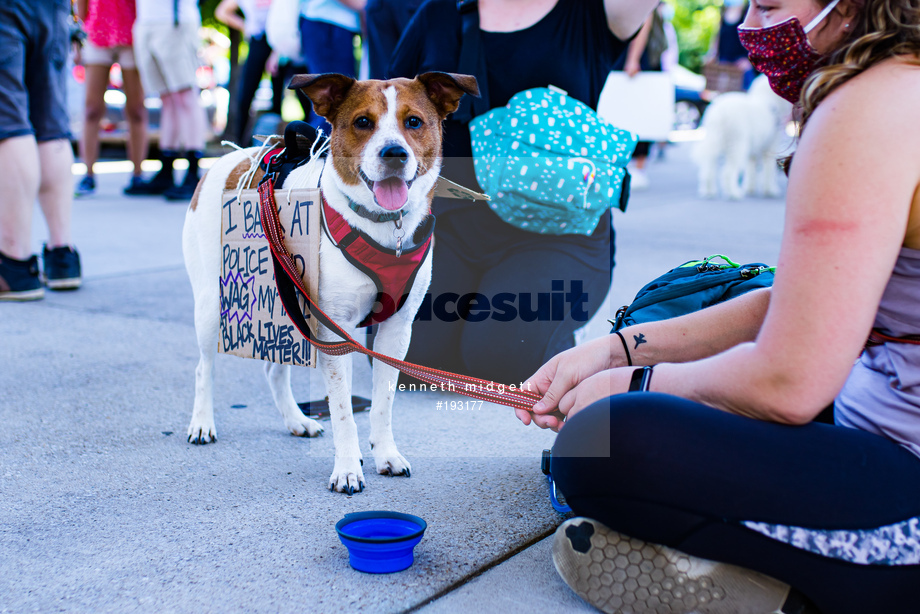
182,73,478,494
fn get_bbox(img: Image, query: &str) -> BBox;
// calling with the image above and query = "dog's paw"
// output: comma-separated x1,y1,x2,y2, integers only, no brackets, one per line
285,413,324,438
374,447,412,478
329,458,365,495
187,419,217,445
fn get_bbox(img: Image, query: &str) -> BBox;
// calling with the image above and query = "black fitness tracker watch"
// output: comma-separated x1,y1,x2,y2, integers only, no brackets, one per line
628,366,654,393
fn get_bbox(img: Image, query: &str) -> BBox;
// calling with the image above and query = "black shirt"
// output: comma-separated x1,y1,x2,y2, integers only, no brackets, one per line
718,13,748,64
366,0,426,80
388,0,629,206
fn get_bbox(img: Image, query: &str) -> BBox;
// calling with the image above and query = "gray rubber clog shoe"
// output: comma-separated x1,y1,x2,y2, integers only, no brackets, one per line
552,517,794,614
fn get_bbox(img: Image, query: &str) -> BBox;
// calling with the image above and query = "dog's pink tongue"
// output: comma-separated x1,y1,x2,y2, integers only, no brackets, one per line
373,177,409,211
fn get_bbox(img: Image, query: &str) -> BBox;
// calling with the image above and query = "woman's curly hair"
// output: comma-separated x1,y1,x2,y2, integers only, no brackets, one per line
782,0,920,172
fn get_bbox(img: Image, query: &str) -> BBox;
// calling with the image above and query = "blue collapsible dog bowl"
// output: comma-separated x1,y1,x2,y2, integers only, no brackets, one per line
335,511,427,573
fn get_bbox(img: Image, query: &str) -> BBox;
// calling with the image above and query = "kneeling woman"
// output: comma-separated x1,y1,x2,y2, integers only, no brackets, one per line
520,1,920,612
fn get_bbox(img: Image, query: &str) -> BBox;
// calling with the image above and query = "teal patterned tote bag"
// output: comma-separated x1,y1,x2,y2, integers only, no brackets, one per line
469,86,638,236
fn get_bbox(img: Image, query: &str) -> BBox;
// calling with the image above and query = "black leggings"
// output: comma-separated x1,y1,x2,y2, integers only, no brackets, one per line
234,35,312,144
551,393,920,614
235,34,276,144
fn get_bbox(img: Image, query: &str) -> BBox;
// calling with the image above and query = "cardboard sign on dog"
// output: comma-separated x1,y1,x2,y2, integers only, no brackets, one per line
219,188,319,368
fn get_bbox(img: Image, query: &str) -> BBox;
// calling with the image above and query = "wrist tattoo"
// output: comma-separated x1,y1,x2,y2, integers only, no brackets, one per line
632,333,647,350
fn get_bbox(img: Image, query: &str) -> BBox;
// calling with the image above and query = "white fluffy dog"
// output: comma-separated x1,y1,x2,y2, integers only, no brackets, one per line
695,75,793,200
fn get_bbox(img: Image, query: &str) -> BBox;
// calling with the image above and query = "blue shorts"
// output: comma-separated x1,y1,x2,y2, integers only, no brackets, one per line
0,0,72,142
299,18,358,77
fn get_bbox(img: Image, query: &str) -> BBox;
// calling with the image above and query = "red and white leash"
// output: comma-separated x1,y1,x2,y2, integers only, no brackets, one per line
258,180,558,417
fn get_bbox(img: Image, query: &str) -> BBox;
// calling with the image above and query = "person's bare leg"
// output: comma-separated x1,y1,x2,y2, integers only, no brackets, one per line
0,135,41,259
121,67,149,177
158,91,180,151
162,87,207,199
80,63,110,179
37,139,74,248
173,87,206,152
128,90,178,193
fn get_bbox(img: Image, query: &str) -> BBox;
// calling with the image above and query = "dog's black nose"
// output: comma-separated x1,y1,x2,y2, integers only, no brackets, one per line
380,145,409,168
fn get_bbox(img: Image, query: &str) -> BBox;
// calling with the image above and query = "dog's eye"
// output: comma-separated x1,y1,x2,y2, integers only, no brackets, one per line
354,116,373,130
404,116,423,130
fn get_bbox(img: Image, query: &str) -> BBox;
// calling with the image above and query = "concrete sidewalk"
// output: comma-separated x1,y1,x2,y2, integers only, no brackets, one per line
0,144,786,613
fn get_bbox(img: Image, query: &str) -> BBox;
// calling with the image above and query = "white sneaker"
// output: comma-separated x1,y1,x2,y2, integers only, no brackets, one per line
552,517,792,614
629,167,650,191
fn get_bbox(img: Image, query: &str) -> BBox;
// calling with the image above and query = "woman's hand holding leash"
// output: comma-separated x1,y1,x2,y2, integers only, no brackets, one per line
518,335,632,431
526,367,638,432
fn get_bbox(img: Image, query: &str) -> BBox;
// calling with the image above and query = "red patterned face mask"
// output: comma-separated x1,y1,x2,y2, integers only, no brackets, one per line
738,0,841,103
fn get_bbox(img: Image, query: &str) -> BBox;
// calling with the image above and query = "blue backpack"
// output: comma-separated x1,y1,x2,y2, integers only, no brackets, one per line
611,255,776,332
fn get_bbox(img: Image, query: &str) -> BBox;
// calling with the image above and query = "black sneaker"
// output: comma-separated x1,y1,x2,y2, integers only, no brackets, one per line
123,170,174,196
42,245,82,290
123,175,148,195
75,175,96,197
164,171,200,202
0,252,44,301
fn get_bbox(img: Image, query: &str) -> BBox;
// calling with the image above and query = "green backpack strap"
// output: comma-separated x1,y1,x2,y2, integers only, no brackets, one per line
679,254,741,269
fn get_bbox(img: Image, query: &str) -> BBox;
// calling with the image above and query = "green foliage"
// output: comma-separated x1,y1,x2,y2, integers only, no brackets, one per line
198,0,224,29
666,0,724,73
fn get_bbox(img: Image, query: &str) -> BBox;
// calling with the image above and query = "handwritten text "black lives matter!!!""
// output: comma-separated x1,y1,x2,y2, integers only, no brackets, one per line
219,190,319,367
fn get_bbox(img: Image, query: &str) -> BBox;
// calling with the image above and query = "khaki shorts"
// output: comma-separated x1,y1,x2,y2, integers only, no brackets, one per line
133,22,201,95
82,41,136,69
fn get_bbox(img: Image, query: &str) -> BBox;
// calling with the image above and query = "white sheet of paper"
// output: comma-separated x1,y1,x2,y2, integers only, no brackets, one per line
596,72,675,142
434,177,490,201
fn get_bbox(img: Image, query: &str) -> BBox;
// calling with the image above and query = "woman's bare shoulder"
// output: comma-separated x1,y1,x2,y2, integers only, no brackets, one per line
809,57,920,147
823,56,920,109
801,56,920,248
863,55,920,87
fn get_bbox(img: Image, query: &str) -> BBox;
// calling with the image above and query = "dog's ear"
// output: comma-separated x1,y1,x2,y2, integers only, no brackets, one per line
416,72,480,119
289,73,357,121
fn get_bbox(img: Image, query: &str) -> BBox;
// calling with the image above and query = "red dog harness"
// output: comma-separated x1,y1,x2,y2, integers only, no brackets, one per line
322,197,434,328
259,144,433,328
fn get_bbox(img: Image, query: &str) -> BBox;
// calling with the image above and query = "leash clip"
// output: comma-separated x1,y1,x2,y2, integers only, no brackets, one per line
259,171,276,187
541,450,572,514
